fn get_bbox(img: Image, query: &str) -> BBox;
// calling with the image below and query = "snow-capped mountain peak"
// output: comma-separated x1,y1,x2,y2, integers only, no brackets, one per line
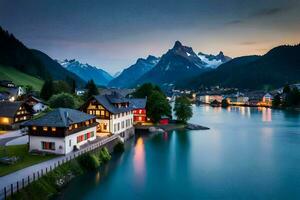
58,59,113,86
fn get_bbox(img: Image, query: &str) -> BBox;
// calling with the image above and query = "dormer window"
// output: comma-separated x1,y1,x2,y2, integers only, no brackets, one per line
43,127,48,131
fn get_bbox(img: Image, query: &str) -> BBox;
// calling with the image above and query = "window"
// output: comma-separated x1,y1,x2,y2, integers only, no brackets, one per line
51,127,56,132
101,110,105,116
91,131,94,137
103,123,107,130
69,139,72,147
74,124,78,129
42,142,55,150
43,127,48,131
114,124,116,132
96,110,100,115
89,110,93,115
32,126,37,131
69,126,72,131
85,120,90,126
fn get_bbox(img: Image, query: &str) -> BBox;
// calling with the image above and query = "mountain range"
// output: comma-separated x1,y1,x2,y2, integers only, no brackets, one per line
183,44,300,90
133,41,231,87
59,59,113,86
108,55,160,88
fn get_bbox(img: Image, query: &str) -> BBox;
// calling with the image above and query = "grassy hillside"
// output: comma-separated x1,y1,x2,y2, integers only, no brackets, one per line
0,65,44,91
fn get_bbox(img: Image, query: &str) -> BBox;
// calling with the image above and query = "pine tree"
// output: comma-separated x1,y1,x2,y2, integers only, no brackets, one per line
40,79,54,100
84,80,99,99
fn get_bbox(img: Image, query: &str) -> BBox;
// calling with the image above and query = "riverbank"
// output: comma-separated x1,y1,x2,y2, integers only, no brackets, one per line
135,122,209,133
8,140,121,200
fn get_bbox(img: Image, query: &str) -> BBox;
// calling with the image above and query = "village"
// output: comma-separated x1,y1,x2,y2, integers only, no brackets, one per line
0,78,300,199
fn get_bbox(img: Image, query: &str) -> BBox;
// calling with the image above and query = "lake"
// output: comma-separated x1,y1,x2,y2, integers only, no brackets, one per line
58,105,300,200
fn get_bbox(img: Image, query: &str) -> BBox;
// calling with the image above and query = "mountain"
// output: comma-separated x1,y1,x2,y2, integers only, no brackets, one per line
59,59,113,86
31,50,86,87
113,71,122,78
0,26,48,79
198,51,231,68
108,55,160,88
135,41,211,87
185,44,300,90
0,26,86,87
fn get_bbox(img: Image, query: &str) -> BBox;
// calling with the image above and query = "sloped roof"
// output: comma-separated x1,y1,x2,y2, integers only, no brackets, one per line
94,93,133,114
22,108,95,127
0,101,24,118
130,98,147,109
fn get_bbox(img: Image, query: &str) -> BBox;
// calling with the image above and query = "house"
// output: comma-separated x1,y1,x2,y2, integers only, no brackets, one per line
198,95,223,104
22,108,98,155
81,92,134,140
75,89,86,96
24,96,48,114
0,101,31,129
257,93,273,107
159,116,169,125
0,80,15,88
130,98,147,124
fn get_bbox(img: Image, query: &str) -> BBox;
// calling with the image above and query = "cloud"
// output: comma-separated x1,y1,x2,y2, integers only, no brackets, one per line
251,7,287,18
240,41,257,45
226,20,244,25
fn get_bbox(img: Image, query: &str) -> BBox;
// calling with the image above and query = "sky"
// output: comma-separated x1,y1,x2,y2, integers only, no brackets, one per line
0,0,299,74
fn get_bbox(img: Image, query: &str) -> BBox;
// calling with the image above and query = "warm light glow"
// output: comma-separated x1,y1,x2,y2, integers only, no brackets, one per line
74,124,78,128
134,137,145,183
43,127,48,131
32,126,37,131
52,127,56,132
1,117,10,124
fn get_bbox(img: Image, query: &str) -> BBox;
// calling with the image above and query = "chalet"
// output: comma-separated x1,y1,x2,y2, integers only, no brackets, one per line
0,101,31,129
24,96,48,114
81,92,134,140
22,108,97,155
130,98,147,124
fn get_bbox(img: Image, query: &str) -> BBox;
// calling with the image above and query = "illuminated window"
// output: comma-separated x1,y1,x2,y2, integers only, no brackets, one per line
69,126,72,131
43,127,48,131
85,120,90,126
96,110,100,115
74,124,78,128
52,127,56,132
32,126,37,131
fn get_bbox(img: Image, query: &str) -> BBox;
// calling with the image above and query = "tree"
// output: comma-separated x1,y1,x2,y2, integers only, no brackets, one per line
40,79,54,100
48,93,75,109
84,80,99,99
53,80,72,94
132,83,161,98
272,94,281,108
221,98,229,107
147,91,171,123
173,96,193,123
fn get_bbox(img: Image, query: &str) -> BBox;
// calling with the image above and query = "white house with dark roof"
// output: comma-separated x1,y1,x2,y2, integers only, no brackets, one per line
22,108,98,155
81,92,134,139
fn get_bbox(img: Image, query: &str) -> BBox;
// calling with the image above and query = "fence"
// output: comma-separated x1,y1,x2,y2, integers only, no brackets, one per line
0,134,119,200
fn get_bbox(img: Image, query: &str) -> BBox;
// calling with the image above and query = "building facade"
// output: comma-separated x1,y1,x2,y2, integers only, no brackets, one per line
130,98,147,124
82,92,134,140
0,101,31,129
22,108,97,155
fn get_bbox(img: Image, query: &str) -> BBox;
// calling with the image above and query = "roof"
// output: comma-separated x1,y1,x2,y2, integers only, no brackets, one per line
0,101,23,117
130,98,147,109
100,88,134,97
93,93,133,114
106,92,129,104
22,108,95,127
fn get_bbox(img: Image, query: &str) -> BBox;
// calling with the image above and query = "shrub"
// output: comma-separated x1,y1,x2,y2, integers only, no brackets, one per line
98,147,111,162
78,153,100,170
48,93,75,109
113,142,125,153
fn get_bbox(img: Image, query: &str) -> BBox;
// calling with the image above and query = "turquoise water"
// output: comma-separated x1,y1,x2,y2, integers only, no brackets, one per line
58,105,300,200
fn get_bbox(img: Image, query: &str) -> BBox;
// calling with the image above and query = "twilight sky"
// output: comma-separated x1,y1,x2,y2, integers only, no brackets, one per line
0,0,299,74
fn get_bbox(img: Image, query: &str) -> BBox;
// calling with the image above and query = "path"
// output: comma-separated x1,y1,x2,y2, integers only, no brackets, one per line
0,135,120,199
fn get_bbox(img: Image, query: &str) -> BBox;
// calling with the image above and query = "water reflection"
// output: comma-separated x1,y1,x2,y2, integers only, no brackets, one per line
262,108,272,122
134,137,145,184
